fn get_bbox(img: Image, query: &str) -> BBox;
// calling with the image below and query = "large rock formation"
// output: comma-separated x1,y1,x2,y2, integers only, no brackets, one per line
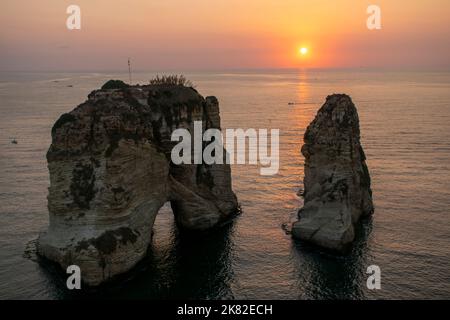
292,94,374,252
37,81,238,285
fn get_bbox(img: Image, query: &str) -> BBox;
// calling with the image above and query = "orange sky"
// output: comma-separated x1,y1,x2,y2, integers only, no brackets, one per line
1,0,449,71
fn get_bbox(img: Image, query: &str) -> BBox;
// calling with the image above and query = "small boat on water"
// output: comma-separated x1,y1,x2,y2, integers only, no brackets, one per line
11,138,18,144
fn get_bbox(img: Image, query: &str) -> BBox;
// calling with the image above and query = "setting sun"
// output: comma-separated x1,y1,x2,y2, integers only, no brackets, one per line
299,47,308,55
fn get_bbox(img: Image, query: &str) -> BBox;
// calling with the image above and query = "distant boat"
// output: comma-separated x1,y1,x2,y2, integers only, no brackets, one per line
11,138,18,144
288,102,314,106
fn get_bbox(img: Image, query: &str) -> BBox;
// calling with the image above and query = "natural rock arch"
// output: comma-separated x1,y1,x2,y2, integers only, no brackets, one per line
37,83,238,285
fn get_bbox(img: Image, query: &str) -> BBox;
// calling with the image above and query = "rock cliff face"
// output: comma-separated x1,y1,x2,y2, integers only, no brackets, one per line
37,82,238,285
292,94,374,252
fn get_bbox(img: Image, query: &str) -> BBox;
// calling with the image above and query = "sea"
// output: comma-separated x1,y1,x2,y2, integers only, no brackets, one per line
0,69,449,299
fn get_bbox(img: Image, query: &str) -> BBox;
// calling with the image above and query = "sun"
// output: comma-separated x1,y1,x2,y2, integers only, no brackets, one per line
299,47,308,55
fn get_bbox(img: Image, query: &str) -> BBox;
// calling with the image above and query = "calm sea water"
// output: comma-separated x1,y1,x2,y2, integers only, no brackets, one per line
0,70,449,299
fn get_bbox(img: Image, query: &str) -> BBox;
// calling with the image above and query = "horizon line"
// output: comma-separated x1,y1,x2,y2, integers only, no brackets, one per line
1,66,450,74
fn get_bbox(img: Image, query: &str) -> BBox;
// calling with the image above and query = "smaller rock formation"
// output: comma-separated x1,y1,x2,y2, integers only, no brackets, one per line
292,94,374,252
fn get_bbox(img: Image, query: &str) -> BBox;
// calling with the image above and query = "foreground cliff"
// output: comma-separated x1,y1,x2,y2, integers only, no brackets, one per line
37,81,238,285
292,94,374,252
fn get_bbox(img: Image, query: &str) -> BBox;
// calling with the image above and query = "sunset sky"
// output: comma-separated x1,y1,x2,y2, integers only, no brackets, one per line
1,0,449,71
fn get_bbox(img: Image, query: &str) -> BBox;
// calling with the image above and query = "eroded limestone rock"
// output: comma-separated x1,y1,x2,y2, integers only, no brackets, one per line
37,82,238,285
292,94,374,252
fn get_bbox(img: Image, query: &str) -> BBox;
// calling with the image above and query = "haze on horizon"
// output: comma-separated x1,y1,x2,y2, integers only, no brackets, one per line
1,0,449,72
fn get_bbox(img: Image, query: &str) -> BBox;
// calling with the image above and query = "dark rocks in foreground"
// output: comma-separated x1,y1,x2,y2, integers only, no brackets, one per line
292,94,374,252
37,81,238,285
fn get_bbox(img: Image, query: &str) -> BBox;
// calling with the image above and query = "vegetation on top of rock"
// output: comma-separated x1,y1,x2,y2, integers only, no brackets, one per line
149,74,194,88
101,80,130,90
